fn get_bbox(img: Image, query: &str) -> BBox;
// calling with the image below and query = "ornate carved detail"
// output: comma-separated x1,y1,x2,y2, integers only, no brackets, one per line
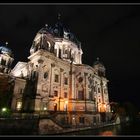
38,59,44,64
78,77,83,83
87,74,95,101
60,68,64,72
42,84,48,92
51,63,55,67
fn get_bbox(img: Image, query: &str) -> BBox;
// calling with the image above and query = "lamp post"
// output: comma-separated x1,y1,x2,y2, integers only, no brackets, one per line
100,78,106,113
65,100,68,112
49,63,55,97
97,101,99,113
1,107,8,118
84,72,88,112
65,100,68,124
93,97,96,112
69,56,73,110
68,56,73,125
59,68,64,111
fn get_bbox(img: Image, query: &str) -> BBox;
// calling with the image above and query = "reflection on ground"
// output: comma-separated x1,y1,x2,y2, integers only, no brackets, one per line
99,131,113,136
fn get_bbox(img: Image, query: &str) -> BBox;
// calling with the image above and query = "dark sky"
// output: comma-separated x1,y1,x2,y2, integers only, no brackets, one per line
0,4,140,109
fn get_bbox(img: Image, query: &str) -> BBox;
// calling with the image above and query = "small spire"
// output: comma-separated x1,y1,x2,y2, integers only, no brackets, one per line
58,13,61,20
97,57,99,61
5,42,8,46
45,24,48,27
79,42,81,47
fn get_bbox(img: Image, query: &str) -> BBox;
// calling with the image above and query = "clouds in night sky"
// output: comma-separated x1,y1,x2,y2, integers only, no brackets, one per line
0,4,140,108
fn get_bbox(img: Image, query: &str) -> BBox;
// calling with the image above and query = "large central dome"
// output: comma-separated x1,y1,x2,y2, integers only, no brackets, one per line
38,21,80,46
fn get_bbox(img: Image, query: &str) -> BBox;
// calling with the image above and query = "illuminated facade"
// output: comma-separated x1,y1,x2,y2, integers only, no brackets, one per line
1,18,111,126
0,43,14,109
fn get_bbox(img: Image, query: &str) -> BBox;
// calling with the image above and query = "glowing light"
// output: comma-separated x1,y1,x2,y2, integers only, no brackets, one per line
65,101,68,104
16,102,22,110
43,107,47,110
2,108,7,112
100,131,113,136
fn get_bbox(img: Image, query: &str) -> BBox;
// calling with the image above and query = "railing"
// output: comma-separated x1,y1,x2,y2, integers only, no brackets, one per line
50,117,71,129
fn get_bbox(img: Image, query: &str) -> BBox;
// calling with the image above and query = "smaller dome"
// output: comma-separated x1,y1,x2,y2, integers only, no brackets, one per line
93,57,105,68
0,44,13,57
38,24,50,34
93,57,106,77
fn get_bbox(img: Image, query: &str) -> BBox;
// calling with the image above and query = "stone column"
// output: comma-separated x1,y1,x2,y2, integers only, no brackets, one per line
56,46,59,58
49,63,55,97
84,72,88,112
59,68,64,111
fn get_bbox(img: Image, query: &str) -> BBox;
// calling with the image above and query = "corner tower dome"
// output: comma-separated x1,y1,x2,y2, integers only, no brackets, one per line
93,57,105,67
0,42,14,74
0,42,13,57
93,57,106,77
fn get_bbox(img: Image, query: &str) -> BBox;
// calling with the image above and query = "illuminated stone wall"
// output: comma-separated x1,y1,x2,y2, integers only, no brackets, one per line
10,21,111,116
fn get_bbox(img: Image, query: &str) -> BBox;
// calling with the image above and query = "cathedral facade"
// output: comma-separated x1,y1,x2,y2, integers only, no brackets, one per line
0,18,111,127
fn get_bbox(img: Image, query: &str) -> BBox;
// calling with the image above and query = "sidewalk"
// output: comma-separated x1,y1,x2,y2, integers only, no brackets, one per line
49,122,116,135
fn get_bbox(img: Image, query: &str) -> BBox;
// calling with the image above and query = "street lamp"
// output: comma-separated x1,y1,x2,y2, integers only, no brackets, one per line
64,100,68,124
1,107,9,118
65,101,68,104
2,108,7,112
104,104,106,111
43,107,47,111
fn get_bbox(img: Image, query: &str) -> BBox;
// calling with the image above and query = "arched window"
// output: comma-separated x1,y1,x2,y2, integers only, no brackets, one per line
54,48,57,56
64,77,68,85
63,73,68,85
50,44,55,53
98,88,100,93
1,59,6,66
44,71,48,79
54,69,59,83
54,74,59,82
54,90,58,96
44,40,51,52
64,92,68,98
31,71,38,80
7,60,11,68
67,48,71,59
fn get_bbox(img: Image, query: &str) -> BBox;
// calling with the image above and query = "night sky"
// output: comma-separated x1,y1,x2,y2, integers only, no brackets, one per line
0,4,140,109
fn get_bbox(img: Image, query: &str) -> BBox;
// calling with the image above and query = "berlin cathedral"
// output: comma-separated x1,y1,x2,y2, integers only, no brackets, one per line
0,16,111,127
